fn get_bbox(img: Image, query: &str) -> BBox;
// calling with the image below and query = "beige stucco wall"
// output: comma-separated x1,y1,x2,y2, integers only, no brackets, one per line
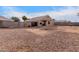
25,21,31,27
48,20,54,26
19,22,24,28
26,19,54,27
2,21,24,28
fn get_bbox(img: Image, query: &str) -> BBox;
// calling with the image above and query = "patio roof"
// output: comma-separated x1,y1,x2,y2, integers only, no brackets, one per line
26,15,52,22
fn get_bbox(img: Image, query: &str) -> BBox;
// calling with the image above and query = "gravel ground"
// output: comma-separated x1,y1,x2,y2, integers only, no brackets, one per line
0,26,79,52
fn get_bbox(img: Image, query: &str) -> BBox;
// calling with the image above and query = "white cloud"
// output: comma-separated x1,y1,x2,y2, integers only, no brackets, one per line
1,6,79,22
28,7,79,22
4,11,30,21
1,6,29,21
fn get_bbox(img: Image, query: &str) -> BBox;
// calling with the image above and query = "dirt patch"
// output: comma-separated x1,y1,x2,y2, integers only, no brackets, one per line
0,26,79,52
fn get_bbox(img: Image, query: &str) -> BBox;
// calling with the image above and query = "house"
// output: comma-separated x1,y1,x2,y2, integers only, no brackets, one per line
0,15,54,28
26,15,54,27
0,16,24,28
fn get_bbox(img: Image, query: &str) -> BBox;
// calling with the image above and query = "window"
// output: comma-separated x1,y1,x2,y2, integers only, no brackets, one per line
31,22,38,27
40,23,42,24
48,21,50,24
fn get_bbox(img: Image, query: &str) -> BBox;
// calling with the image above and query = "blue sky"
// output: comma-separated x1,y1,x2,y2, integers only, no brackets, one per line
0,6,79,22
0,6,66,13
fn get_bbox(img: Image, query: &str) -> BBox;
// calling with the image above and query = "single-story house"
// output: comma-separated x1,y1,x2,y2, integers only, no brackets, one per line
0,16,24,28
0,15,54,28
26,15,54,27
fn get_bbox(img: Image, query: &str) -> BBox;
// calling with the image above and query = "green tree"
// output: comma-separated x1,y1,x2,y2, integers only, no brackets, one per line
22,16,28,27
11,17,20,27
11,17,20,22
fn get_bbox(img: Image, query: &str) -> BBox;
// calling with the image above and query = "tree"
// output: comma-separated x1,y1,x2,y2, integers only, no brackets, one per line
11,17,20,27
11,17,20,22
22,16,28,27
22,16,28,21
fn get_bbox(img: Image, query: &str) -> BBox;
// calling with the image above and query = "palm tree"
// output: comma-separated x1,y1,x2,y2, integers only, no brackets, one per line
11,17,20,27
22,16,28,27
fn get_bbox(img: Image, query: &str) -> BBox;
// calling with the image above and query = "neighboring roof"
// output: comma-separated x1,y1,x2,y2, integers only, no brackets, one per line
27,15,52,22
0,16,13,21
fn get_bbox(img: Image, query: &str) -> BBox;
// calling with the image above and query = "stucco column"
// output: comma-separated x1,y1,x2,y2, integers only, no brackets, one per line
46,21,49,26
38,21,41,27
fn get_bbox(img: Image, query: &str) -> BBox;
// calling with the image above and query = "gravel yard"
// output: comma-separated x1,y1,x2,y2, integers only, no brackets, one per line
0,26,79,52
